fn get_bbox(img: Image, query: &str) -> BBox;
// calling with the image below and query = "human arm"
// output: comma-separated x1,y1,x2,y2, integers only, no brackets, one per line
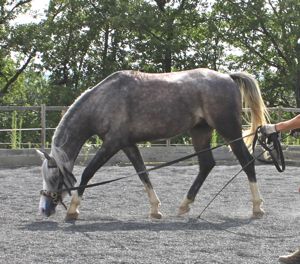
274,114,300,132
260,114,300,135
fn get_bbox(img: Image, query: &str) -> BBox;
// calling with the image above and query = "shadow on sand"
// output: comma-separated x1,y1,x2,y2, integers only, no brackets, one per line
21,215,297,240
21,215,252,233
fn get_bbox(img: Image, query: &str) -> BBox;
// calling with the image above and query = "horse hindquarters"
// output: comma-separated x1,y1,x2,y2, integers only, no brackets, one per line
179,125,215,215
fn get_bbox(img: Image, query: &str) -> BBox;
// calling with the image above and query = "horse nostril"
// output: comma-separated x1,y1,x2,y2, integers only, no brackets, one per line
41,208,50,217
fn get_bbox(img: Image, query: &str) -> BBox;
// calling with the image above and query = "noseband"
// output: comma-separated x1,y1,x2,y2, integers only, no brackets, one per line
40,189,68,210
40,165,69,210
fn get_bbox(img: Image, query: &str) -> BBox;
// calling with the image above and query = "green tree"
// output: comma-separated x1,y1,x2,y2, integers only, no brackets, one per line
39,0,225,105
0,0,38,99
213,0,300,107
117,0,224,73
39,0,133,104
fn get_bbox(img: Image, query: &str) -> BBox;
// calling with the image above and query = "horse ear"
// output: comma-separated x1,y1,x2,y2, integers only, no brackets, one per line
36,149,49,161
36,149,57,167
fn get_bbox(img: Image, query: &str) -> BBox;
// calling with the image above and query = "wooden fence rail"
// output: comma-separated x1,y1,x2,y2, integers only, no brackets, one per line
1,105,300,149
0,105,67,149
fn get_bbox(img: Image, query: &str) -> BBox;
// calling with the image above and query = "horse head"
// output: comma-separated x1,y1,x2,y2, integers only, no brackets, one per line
36,149,76,217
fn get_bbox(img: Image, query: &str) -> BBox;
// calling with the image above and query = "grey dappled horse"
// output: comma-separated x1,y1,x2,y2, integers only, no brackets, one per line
37,68,269,220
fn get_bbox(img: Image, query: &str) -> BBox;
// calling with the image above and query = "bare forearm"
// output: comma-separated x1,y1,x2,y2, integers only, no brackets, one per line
275,115,300,132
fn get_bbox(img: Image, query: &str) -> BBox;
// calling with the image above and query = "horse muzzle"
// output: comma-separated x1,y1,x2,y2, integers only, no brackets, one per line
39,190,60,217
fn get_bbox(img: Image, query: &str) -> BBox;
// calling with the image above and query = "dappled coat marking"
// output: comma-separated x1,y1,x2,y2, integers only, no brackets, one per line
37,68,269,220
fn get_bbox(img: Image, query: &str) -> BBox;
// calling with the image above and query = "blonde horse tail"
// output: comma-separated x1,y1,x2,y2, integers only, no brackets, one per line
230,72,270,147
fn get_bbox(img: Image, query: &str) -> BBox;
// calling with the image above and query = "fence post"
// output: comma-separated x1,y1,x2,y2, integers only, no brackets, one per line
41,104,46,149
166,139,171,147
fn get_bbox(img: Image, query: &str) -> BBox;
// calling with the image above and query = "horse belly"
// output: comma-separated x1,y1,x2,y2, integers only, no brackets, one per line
128,110,197,142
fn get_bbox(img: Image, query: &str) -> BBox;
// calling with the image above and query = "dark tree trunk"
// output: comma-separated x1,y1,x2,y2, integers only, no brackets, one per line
295,42,300,107
102,25,110,74
0,51,35,98
163,18,174,73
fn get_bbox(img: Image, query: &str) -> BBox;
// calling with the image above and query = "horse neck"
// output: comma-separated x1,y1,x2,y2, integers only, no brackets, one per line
51,114,92,171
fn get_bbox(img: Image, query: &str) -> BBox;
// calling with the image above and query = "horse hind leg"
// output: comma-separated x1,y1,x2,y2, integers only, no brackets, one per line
229,139,264,218
178,125,215,216
123,145,162,219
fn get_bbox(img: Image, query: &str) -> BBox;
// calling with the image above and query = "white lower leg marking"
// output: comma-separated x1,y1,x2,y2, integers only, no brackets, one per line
249,182,261,201
145,187,162,218
67,192,81,215
180,197,193,208
178,197,193,215
249,182,264,216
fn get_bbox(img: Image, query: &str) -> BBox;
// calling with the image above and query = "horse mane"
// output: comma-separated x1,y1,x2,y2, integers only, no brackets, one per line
49,90,94,184
49,73,121,187
52,72,121,148
52,89,93,145
49,86,96,187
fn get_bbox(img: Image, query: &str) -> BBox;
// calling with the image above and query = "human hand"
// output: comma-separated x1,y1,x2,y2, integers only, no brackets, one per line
260,124,277,135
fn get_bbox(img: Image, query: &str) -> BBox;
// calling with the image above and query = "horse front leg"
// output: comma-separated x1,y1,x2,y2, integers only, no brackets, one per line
66,191,81,220
65,140,120,221
123,145,162,219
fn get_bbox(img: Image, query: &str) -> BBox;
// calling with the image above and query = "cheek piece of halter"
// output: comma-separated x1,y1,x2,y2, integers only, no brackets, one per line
39,190,67,210
40,168,68,210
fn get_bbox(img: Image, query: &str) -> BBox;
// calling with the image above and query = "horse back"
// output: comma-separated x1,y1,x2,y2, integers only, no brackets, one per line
87,69,242,142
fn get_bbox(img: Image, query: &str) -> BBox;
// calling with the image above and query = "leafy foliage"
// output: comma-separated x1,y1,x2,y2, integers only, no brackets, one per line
213,0,300,106
0,0,300,147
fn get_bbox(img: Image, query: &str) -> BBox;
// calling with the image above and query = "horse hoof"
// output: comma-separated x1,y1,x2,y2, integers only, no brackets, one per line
65,212,79,221
178,206,190,216
252,210,264,219
150,212,163,219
